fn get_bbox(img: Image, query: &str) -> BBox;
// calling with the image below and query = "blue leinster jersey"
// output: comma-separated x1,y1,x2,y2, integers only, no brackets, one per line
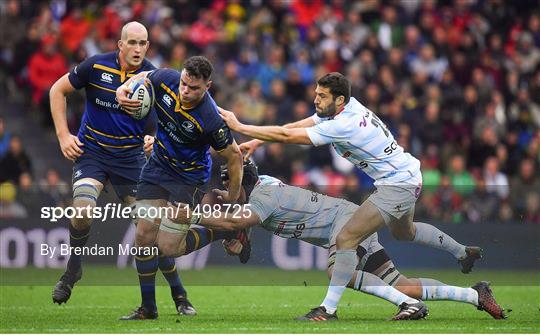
147,68,233,185
68,51,155,160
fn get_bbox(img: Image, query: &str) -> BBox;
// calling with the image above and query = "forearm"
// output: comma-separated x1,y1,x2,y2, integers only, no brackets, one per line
49,85,70,137
237,124,291,142
199,215,239,231
227,152,243,198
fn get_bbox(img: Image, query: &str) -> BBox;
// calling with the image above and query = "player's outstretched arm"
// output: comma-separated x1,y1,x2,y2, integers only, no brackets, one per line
172,201,260,231
50,74,84,161
216,141,243,202
219,108,313,145
239,117,316,160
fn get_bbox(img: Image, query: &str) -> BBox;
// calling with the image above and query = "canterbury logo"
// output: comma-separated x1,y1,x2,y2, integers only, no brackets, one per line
163,94,173,107
101,73,113,83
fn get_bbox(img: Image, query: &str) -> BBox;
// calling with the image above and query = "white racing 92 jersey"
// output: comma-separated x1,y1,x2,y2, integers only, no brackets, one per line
249,175,358,248
305,97,421,186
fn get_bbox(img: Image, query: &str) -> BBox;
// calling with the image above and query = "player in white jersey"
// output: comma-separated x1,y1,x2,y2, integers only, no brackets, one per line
171,161,505,321
218,72,483,320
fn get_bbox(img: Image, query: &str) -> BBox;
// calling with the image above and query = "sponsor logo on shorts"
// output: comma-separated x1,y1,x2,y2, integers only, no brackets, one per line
74,169,83,179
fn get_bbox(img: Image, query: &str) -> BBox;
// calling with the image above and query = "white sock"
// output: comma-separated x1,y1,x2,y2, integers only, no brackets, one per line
413,222,467,259
420,278,478,305
321,250,357,314
353,270,418,306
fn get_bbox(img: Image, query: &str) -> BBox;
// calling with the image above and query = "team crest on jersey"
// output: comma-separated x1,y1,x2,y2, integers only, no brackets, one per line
182,121,194,132
100,72,113,84
163,94,173,107
167,121,177,131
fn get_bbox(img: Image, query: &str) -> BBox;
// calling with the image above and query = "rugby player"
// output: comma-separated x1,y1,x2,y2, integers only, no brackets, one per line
179,161,506,321
115,56,249,320
49,22,196,315
218,72,483,320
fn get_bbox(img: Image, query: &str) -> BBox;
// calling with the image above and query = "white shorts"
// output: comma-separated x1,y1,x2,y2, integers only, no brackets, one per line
367,182,422,224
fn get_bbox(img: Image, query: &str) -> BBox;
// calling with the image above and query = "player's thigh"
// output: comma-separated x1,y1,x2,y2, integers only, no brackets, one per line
134,198,168,246
335,200,386,249
157,184,206,256
387,206,416,241
72,155,108,207
109,153,146,202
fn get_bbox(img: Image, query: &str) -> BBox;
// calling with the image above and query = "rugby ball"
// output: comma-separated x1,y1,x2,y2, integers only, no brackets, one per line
127,77,154,120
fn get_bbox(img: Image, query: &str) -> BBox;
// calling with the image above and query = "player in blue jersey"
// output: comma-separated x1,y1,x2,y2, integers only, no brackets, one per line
116,56,248,320
174,161,505,320
49,22,196,315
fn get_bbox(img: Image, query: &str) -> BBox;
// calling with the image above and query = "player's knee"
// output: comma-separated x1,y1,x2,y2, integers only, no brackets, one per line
158,239,185,258
336,228,362,250
73,183,98,208
135,221,157,247
390,226,415,241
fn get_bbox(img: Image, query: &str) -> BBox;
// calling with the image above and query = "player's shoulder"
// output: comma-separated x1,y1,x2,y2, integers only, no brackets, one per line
196,93,222,124
140,58,156,71
150,68,180,83
90,51,119,66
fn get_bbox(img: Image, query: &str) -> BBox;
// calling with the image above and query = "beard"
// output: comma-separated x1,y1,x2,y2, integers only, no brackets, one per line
315,102,337,118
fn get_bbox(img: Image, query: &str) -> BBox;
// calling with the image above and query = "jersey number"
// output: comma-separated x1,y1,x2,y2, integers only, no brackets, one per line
370,113,390,138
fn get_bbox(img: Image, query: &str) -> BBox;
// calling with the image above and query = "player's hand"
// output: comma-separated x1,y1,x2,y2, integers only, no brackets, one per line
116,81,141,115
222,239,242,256
217,107,241,131
172,202,191,225
239,139,264,160
58,132,84,161
143,135,154,156
212,188,239,203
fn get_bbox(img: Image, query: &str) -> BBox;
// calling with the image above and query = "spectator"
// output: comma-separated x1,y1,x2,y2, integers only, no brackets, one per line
59,8,91,54
509,158,540,217
39,168,70,208
0,182,27,219
465,178,499,223
483,156,510,200
447,154,476,196
409,44,448,81
0,136,32,184
27,34,68,127
523,192,540,223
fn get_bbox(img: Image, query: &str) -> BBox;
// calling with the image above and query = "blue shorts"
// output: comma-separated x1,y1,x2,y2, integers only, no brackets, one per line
136,156,206,205
72,151,146,199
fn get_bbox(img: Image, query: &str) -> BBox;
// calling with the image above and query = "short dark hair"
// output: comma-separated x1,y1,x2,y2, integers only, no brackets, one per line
220,160,259,197
317,72,351,104
184,56,213,81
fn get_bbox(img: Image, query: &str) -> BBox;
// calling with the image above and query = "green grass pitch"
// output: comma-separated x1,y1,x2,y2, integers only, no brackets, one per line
1,266,539,333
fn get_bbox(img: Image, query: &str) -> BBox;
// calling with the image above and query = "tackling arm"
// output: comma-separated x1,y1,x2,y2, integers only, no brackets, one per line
216,141,243,202
199,206,261,231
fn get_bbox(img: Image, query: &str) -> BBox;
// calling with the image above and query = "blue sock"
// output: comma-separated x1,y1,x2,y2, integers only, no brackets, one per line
184,227,235,254
158,256,186,298
67,224,90,271
136,253,158,311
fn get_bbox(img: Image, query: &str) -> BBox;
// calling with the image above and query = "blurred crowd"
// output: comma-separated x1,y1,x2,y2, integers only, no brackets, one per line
0,0,538,223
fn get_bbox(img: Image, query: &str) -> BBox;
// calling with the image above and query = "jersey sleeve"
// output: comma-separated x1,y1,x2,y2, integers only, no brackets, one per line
68,55,98,89
204,100,234,151
305,117,358,146
311,113,328,125
249,186,277,223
